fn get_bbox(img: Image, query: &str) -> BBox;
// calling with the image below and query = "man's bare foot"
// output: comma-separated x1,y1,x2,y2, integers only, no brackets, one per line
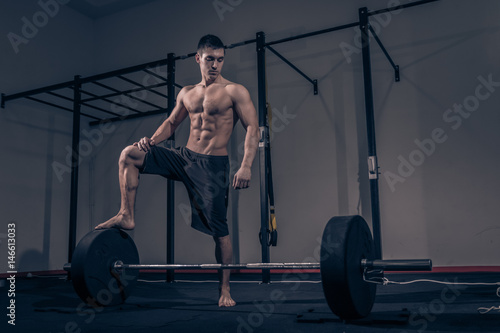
95,213,135,230
219,287,236,307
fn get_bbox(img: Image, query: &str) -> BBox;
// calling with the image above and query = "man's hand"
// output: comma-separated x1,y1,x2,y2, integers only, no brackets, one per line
233,166,251,189
133,137,156,152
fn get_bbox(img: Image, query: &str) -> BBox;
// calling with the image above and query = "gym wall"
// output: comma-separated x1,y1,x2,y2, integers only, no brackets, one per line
0,1,95,272
1,0,499,273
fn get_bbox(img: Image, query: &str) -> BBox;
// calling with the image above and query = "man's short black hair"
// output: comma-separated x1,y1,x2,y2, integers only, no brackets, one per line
197,34,225,53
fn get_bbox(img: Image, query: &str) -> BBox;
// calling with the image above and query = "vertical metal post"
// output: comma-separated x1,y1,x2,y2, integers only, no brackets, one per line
166,53,176,282
68,75,82,265
359,8,382,259
256,32,271,283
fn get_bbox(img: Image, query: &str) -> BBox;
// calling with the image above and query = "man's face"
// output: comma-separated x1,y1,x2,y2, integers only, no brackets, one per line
196,47,225,81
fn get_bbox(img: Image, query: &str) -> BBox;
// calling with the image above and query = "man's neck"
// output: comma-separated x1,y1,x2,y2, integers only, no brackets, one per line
201,75,223,87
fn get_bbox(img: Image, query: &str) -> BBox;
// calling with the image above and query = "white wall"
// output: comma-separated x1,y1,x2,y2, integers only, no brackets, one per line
1,0,499,273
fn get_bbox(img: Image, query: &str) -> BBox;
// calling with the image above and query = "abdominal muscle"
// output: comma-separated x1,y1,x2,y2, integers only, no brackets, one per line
185,112,233,156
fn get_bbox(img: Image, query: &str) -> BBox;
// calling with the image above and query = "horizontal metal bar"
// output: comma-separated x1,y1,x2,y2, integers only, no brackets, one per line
225,38,257,49
176,52,197,60
25,97,72,112
117,262,321,270
62,262,320,271
266,22,358,47
263,1,437,48
90,81,163,109
175,38,255,60
117,75,168,99
25,97,101,120
47,91,122,117
64,259,432,272
81,103,122,117
80,58,170,84
362,259,432,271
121,260,432,271
143,68,167,82
368,0,440,16
46,91,73,103
89,108,168,126
2,80,74,104
140,70,180,90
80,89,142,114
82,81,168,103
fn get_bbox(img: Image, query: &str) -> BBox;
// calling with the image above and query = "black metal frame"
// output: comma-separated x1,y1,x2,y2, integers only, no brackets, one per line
166,53,176,283
0,0,438,283
68,75,81,264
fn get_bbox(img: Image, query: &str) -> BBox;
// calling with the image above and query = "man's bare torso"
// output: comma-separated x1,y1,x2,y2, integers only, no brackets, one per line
183,79,238,156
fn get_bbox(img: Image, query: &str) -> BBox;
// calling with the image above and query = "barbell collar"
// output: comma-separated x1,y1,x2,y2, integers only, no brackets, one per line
361,259,432,271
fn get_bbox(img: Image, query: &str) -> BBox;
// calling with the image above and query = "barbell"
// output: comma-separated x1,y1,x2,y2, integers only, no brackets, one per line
64,215,432,320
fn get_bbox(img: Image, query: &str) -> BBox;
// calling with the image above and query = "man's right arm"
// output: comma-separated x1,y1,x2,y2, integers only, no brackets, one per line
136,88,189,151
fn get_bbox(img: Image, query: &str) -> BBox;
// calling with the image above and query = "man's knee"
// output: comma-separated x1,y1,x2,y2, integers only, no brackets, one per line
119,145,135,164
214,235,232,257
214,235,231,244
120,145,144,167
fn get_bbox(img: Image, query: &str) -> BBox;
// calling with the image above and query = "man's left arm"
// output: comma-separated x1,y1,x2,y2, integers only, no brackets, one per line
231,84,259,189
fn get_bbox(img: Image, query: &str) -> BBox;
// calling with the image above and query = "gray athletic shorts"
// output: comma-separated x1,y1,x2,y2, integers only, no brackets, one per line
139,146,230,237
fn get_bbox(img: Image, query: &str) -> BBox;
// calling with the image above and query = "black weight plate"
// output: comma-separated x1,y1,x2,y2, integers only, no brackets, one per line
71,229,140,306
320,215,376,320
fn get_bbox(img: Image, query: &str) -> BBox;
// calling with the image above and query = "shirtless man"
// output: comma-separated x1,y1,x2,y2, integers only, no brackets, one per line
95,35,259,307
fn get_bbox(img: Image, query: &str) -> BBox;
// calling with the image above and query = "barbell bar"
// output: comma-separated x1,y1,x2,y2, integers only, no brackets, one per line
64,215,432,320
64,259,431,272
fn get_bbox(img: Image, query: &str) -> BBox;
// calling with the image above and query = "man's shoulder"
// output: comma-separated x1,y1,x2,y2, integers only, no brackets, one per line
223,81,249,94
177,85,198,99
224,82,251,102
180,84,198,92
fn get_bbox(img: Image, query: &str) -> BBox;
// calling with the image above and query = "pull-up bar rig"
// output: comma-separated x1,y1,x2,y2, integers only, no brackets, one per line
1,0,439,283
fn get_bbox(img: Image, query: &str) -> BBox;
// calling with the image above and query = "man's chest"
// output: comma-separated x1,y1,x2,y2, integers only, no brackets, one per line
184,86,233,116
